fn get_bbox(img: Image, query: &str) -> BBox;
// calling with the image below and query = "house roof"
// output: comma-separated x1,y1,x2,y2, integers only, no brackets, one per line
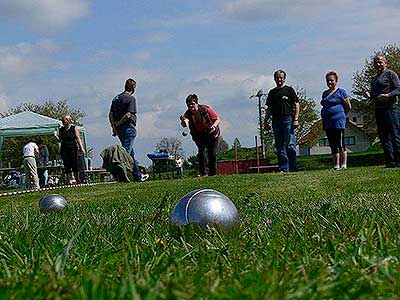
298,118,369,145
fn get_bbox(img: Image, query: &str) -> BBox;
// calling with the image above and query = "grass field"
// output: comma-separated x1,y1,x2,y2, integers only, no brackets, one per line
1,166,400,299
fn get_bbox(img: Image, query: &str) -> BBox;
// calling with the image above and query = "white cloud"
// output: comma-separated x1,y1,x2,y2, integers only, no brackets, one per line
0,94,11,113
0,0,90,33
137,110,177,139
0,40,60,77
220,0,353,21
189,71,274,103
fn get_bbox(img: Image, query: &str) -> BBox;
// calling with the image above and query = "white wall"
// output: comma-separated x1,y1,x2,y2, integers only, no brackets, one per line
299,125,370,156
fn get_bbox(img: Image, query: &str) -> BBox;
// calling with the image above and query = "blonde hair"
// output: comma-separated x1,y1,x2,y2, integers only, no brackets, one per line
62,114,73,124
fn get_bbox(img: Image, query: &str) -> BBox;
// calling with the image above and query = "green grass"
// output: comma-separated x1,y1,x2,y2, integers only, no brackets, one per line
1,167,400,299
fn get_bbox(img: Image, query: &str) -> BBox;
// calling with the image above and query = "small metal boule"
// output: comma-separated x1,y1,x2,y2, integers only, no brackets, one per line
39,194,68,212
171,189,239,231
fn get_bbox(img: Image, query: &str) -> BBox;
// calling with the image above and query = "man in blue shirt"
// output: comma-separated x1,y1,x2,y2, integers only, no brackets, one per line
109,78,149,181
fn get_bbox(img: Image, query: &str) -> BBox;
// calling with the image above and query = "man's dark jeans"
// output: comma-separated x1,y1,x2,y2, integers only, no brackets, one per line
272,115,297,172
117,123,142,179
375,104,400,167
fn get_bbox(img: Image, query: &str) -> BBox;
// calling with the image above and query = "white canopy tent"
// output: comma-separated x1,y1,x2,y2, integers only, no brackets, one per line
0,111,87,167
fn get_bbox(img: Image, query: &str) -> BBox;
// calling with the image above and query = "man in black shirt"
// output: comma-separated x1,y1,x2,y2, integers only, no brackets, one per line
109,78,149,182
266,70,300,172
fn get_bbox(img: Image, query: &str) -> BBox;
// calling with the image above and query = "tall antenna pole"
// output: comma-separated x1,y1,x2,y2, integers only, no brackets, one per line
250,89,266,159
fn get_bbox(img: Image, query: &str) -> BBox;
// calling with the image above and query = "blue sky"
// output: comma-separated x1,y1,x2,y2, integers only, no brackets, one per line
0,0,399,167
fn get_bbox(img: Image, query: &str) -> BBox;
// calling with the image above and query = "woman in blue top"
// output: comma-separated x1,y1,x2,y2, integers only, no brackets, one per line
321,71,352,170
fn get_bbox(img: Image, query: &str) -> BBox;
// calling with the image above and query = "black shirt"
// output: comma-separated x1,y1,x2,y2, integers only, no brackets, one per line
266,85,299,117
60,125,77,149
370,69,400,109
110,92,137,127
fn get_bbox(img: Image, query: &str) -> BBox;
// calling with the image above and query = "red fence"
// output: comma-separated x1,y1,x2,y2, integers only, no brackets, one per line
216,159,269,175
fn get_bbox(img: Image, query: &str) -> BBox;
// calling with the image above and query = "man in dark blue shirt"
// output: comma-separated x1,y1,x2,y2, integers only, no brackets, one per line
109,78,149,181
366,54,400,168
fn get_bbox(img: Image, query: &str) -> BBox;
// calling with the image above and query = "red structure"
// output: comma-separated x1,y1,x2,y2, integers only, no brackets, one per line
216,159,270,175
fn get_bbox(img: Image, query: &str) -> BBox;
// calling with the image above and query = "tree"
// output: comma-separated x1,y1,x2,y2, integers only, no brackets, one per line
1,100,87,167
187,155,197,167
217,137,229,153
296,88,319,141
233,138,241,149
353,44,400,101
155,137,184,157
352,44,400,138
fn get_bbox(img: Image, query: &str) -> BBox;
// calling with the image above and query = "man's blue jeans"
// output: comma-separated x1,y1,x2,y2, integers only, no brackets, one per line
375,104,400,166
117,124,142,180
272,115,297,172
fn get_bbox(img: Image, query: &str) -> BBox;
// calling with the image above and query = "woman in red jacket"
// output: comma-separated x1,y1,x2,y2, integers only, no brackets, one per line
180,94,221,176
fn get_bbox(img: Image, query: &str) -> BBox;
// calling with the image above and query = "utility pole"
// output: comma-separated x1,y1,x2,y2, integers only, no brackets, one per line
249,89,266,159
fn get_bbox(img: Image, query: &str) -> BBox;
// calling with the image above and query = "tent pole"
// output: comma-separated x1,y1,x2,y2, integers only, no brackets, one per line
0,136,3,168
82,131,88,156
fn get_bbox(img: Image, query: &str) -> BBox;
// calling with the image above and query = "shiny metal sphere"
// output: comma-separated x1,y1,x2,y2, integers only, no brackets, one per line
39,194,68,212
171,189,239,230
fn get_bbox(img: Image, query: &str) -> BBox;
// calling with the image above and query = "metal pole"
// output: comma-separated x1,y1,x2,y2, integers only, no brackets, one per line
234,143,239,174
255,136,260,174
258,95,266,159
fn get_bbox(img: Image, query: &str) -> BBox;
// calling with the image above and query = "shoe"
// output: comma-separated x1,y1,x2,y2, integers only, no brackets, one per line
139,174,149,182
385,163,396,169
333,166,341,171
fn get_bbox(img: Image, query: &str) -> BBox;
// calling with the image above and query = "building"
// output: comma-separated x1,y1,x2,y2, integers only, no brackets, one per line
298,104,371,156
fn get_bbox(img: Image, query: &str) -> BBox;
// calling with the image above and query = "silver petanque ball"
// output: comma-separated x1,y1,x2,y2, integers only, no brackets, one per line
39,194,68,212
171,189,239,230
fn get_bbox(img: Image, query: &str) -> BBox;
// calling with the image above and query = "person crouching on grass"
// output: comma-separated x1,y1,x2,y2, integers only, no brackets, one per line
321,71,351,170
180,94,221,176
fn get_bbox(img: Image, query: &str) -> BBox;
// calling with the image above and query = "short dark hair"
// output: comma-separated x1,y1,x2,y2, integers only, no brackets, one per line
373,53,386,63
185,94,199,105
125,78,136,92
274,70,286,79
325,71,338,81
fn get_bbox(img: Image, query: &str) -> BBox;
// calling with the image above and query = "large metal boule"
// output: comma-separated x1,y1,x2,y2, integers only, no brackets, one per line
39,194,68,212
171,189,239,230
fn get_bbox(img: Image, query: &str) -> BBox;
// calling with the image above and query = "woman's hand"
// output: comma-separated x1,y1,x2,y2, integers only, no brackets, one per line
377,93,389,101
180,115,189,127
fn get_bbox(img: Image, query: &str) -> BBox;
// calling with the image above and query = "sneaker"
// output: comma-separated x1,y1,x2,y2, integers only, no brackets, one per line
385,163,396,168
139,174,149,182
333,166,341,171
